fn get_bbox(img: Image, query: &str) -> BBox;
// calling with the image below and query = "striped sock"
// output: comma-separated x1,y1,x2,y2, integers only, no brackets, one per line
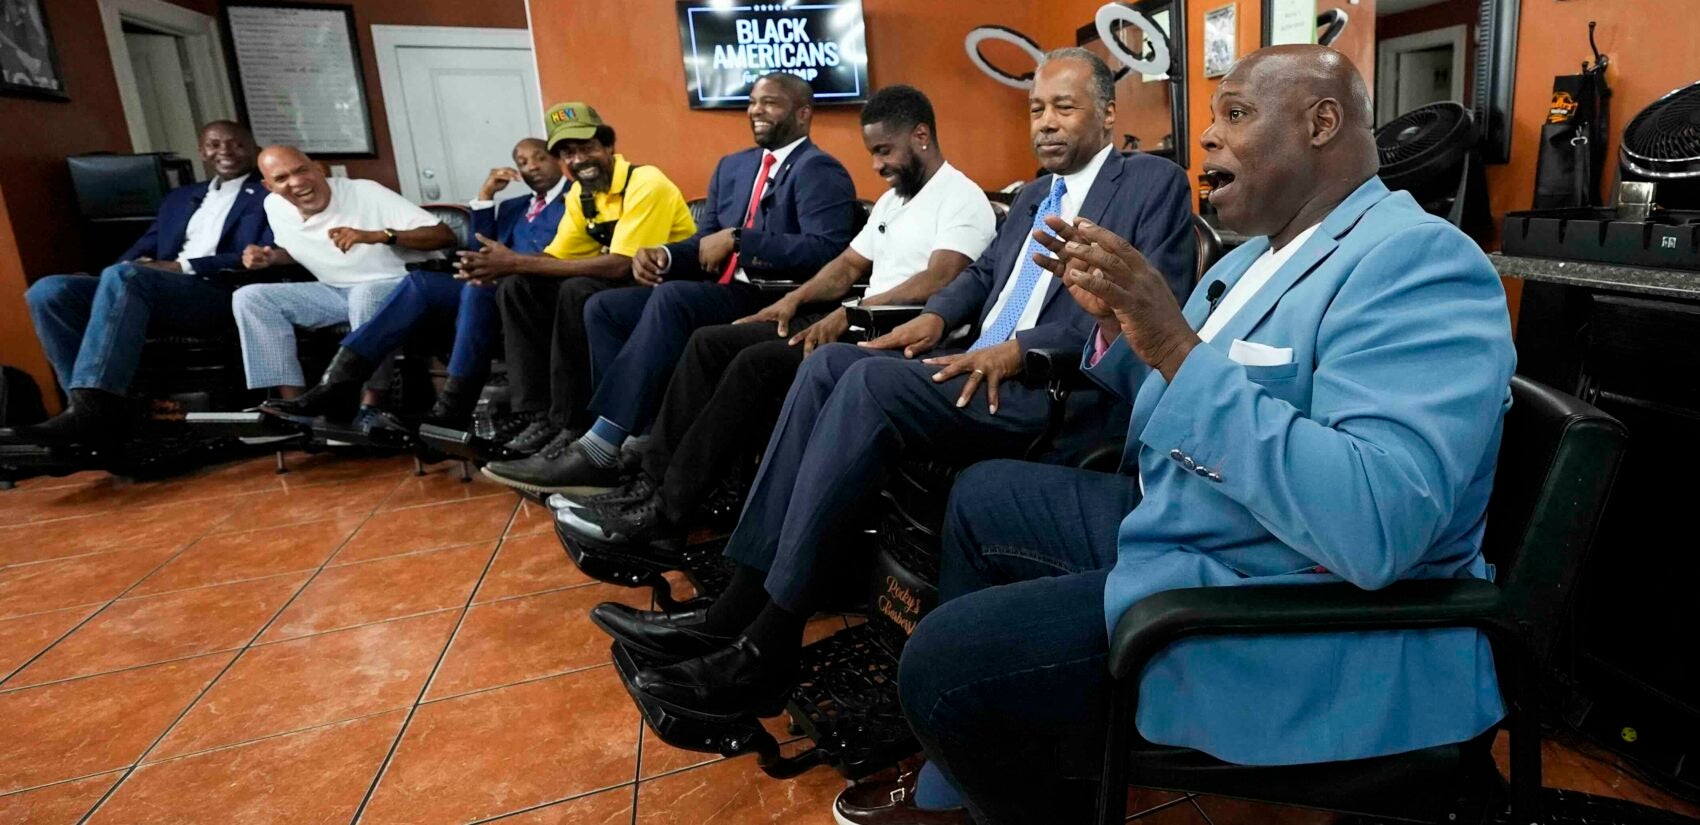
579,417,626,468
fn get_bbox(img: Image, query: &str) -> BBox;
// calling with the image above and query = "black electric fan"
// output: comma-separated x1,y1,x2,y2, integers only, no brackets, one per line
1619,78,1700,209
1376,101,1492,240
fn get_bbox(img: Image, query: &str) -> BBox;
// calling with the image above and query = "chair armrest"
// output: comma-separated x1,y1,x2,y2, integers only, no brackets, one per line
1021,346,1094,392
747,278,804,295
845,304,927,339
1107,579,1510,680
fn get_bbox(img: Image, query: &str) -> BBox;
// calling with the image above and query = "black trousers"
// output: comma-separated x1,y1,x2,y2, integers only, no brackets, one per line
640,314,827,524
494,275,625,429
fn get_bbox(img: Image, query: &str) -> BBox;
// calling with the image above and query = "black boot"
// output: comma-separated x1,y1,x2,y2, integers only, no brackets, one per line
420,376,480,430
261,348,373,420
4,388,133,445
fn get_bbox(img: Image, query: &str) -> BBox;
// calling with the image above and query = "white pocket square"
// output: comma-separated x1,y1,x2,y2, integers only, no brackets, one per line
1228,339,1293,367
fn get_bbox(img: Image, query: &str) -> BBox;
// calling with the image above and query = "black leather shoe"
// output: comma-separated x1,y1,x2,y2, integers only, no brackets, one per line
630,637,795,719
503,419,562,455
261,347,372,420
590,602,733,664
491,409,547,445
5,388,131,444
420,376,480,430
547,474,657,515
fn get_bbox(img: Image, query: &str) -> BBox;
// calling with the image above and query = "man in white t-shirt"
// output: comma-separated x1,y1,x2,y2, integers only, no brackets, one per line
554,85,996,554
232,146,456,408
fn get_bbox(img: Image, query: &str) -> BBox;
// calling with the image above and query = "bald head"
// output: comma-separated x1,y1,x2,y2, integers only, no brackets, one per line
257,145,332,216
1199,45,1378,247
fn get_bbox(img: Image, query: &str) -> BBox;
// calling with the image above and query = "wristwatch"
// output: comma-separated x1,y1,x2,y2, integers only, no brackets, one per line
730,227,742,253
382,228,398,245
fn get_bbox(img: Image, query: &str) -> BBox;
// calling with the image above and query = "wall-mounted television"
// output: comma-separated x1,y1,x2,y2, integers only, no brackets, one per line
677,0,870,110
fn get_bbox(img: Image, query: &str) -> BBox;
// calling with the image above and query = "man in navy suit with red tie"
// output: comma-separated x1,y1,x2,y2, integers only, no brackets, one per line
483,71,858,494
14,121,272,443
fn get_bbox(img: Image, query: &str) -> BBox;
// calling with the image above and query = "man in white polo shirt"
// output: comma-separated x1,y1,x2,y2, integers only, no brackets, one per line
233,145,457,409
554,84,996,555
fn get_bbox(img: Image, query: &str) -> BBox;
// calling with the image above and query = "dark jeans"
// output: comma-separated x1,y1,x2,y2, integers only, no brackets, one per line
641,316,828,524
341,271,499,383
582,280,768,436
26,264,233,395
495,274,625,429
899,459,1140,825
721,342,1059,612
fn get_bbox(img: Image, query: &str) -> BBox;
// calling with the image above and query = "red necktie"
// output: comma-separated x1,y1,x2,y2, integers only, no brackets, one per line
720,151,778,284
524,195,546,222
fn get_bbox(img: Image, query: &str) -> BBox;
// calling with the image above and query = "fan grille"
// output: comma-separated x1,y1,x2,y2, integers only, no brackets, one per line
1375,102,1474,189
1621,80,1700,178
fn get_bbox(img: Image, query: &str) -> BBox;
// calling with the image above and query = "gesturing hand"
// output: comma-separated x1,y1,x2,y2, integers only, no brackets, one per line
1031,217,1198,380
922,340,1024,414
328,226,381,252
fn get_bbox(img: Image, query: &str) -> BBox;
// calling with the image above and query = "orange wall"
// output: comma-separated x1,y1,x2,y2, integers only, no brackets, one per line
0,185,58,414
527,0,1046,199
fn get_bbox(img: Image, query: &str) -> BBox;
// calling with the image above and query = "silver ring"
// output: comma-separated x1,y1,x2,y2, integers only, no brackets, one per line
973,369,986,376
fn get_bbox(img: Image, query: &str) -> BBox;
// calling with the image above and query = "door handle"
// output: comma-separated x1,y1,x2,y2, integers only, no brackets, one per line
423,183,441,200
421,168,437,179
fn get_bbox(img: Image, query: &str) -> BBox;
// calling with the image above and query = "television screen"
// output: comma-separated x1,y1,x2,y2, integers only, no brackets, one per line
677,0,869,110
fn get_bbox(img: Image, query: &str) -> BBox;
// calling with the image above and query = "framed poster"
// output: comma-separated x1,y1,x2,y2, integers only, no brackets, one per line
1203,4,1237,78
1263,0,1317,46
1,0,68,100
222,3,376,156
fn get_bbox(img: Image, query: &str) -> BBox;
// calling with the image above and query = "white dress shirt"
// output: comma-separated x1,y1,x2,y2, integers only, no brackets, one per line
977,143,1114,341
468,174,568,214
661,135,807,279
175,173,251,274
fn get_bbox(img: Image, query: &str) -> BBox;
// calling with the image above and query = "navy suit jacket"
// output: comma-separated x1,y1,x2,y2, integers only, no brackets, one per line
119,176,272,275
923,151,1197,354
471,189,568,255
664,138,856,281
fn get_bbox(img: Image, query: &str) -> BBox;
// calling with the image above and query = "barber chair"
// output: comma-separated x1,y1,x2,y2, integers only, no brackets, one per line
606,211,1226,780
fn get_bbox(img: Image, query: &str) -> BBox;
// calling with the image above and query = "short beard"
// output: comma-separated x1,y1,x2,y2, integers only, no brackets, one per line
578,169,612,193
893,156,926,198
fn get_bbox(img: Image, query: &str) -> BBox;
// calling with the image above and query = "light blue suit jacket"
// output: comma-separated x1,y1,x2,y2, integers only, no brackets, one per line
1085,177,1516,766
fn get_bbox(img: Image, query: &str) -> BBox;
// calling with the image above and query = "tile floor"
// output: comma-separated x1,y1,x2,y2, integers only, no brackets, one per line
1,453,1697,824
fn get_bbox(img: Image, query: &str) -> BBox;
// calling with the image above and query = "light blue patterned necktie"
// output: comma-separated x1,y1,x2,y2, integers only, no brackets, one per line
969,177,1068,351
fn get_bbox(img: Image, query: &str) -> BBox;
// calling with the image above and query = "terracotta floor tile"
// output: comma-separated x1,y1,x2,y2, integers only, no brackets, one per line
495,787,635,824
0,482,116,527
1192,795,1342,824
0,545,180,620
333,496,515,565
87,710,405,824
0,772,121,824
8,574,307,688
638,704,803,780
152,610,460,760
260,542,494,642
634,748,847,824
360,667,640,825
0,653,231,794
7,470,107,491
0,500,229,566
129,519,357,597
425,583,647,701
175,452,412,497
473,532,592,603
505,497,554,536
0,606,95,680
208,475,402,535
379,462,508,511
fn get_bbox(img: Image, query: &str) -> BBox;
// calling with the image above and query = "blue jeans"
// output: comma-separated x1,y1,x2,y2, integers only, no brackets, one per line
340,271,499,383
898,459,1140,825
25,263,233,395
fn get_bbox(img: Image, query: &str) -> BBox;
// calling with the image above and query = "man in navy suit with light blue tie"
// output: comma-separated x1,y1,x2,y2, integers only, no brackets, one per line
483,71,858,493
264,137,567,428
602,49,1197,727
16,121,271,443
889,46,1517,824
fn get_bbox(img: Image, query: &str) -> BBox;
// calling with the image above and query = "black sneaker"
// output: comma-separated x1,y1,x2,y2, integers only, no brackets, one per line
491,409,546,444
503,419,561,455
555,488,682,551
547,474,657,516
481,434,623,496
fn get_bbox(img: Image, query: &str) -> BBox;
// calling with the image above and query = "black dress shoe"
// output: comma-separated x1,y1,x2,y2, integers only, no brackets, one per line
8,388,132,445
502,419,563,455
631,636,795,719
419,376,480,430
261,347,373,420
590,602,733,664
482,436,622,496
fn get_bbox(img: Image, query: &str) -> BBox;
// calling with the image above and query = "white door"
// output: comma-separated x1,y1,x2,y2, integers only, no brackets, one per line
372,27,542,205
1394,46,1454,116
124,30,205,176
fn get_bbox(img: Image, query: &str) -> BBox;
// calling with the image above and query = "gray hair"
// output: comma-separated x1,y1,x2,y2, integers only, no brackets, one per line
1038,47,1116,111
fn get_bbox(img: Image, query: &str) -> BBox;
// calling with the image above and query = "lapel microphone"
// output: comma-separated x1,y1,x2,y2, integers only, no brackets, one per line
1204,280,1226,318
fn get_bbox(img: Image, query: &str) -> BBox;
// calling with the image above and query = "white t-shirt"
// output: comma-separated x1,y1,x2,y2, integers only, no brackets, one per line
1197,223,1322,343
848,162,996,297
264,178,442,288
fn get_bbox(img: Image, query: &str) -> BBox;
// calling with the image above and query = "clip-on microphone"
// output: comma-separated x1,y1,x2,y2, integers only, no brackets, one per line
1204,280,1226,318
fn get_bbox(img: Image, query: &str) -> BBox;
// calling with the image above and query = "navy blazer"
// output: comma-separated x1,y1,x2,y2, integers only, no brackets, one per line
471,188,568,255
923,151,1196,354
119,175,272,275
664,138,856,281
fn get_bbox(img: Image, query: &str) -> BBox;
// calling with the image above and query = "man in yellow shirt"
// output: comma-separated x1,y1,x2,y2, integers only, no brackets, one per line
458,102,696,455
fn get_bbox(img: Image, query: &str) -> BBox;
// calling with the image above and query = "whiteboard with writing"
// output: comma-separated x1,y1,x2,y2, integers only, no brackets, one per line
226,5,374,155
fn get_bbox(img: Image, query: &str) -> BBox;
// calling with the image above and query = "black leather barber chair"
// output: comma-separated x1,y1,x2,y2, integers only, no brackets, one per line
1087,376,1652,825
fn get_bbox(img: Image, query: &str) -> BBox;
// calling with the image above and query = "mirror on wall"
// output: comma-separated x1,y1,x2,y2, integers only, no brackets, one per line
1075,0,1190,173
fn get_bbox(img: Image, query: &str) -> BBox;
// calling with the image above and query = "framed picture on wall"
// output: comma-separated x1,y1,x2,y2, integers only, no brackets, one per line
1263,0,1318,46
1203,4,1237,78
1,0,68,100
221,2,377,157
